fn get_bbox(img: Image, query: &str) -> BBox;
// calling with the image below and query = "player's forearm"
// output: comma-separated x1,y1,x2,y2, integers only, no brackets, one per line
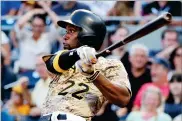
93,73,131,107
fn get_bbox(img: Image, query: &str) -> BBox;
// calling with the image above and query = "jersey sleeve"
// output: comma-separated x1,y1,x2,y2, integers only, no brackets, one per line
103,59,132,96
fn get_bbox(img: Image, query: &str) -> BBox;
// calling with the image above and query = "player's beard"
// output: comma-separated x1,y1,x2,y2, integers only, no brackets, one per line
63,43,72,50
63,43,80,50
63,41,82,50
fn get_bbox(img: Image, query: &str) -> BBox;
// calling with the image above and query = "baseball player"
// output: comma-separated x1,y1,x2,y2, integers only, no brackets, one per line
41,9,131,121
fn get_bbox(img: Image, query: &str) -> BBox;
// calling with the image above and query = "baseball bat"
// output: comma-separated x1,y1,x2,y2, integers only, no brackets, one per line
96,12,172,57
45,12,172,72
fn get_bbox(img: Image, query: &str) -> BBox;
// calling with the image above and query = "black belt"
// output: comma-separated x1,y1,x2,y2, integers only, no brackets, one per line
40,114,67,121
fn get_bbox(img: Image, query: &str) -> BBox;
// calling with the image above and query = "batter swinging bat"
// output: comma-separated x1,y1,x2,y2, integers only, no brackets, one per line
44,12,172,72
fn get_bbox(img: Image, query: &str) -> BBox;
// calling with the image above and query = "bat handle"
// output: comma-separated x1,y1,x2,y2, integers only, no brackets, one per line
96,50,111,58
96,40,125,58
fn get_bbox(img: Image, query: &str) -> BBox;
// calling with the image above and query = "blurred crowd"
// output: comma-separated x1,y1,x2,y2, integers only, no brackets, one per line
1,1,182,121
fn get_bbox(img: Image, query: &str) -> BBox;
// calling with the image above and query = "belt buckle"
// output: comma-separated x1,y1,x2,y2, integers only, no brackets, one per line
51,112,68,121
57,114,67,120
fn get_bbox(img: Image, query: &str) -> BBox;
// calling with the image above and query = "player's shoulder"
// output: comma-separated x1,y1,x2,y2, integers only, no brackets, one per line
95,57,124,70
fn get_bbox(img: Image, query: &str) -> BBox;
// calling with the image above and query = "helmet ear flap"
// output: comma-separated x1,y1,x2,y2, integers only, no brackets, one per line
78,33,100,50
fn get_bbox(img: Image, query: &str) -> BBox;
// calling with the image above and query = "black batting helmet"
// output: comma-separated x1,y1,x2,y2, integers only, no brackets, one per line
57,9,106,50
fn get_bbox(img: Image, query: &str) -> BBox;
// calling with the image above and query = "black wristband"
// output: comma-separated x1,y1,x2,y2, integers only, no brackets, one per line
87,71,100,82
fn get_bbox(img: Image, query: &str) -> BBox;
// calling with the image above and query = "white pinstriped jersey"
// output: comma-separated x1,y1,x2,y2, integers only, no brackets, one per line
42,57,131,121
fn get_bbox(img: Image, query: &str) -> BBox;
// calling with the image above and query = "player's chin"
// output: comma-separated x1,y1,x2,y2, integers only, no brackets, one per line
63,44,71,50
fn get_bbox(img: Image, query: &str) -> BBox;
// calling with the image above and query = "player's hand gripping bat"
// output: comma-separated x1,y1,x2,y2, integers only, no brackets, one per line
43,12,172,72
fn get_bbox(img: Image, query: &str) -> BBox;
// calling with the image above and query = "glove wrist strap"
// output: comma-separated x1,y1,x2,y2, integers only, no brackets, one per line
87,71,100,82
